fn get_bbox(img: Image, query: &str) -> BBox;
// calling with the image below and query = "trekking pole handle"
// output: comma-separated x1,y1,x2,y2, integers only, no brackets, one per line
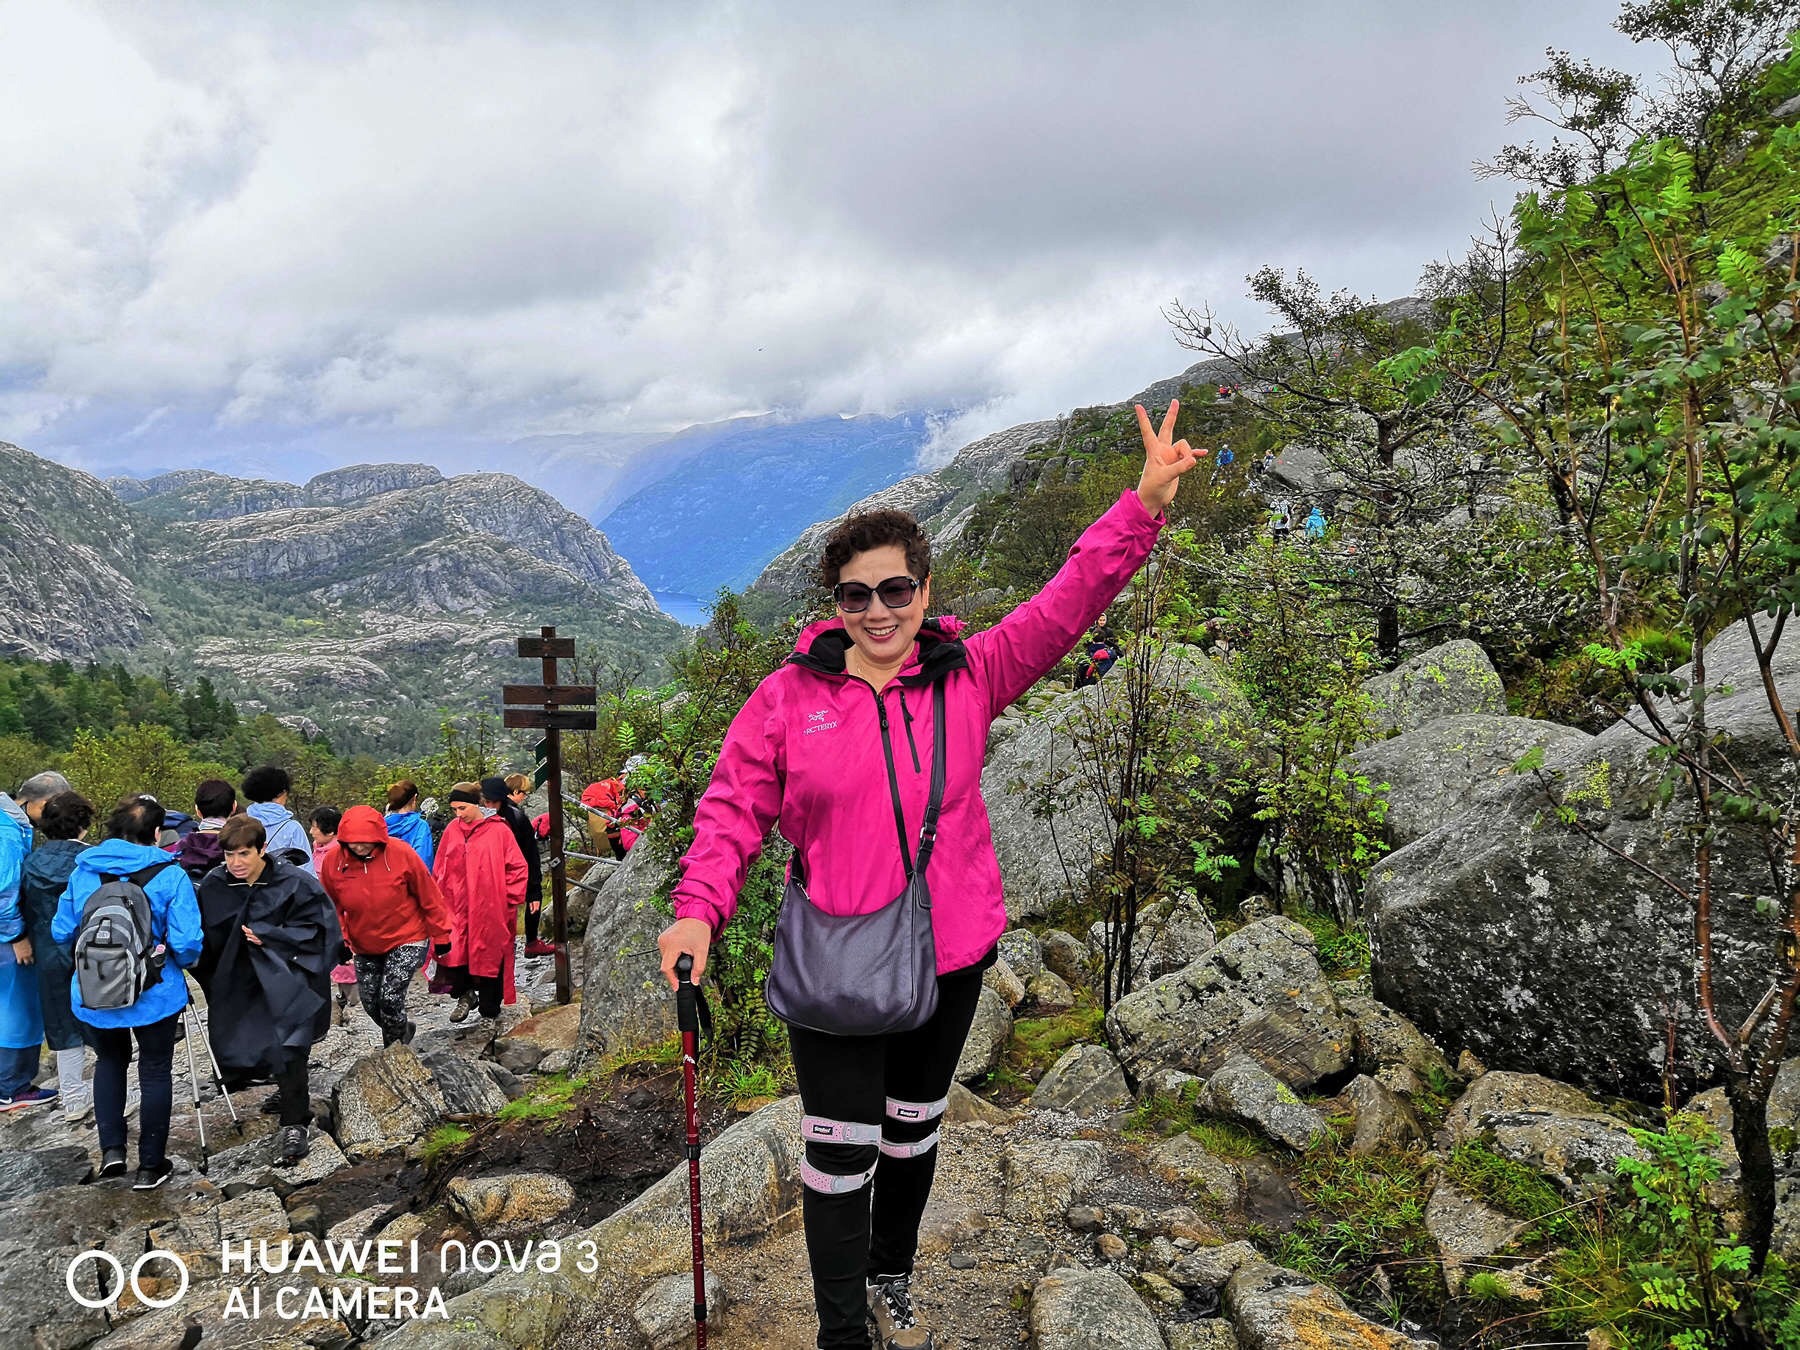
675,953,699,1034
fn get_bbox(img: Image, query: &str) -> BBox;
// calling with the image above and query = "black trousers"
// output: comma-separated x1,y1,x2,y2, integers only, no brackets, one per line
788,958,987,1349
90,1014,179,1167
443,965,503,1019
274,1052,311,1128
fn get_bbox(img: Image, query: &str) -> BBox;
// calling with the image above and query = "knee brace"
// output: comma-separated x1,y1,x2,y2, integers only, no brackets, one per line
800,1115,880,1194
880,1095,946,1159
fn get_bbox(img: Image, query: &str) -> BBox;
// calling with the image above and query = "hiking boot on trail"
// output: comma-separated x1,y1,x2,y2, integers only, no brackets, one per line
448,992,475,1023
276,1125,310,1164
868,1273,934,1350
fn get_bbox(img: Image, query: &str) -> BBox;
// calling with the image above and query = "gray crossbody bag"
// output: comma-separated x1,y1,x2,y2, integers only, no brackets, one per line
765,679,947,1037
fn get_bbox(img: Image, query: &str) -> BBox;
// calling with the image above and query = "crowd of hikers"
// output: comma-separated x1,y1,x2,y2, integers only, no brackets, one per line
0,760,652,1188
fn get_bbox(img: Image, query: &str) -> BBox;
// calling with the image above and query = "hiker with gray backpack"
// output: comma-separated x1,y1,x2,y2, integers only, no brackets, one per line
52,794,203,1190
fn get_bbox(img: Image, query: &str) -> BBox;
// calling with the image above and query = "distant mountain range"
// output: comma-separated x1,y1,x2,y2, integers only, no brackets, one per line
591,413,936,598
0,446,682,754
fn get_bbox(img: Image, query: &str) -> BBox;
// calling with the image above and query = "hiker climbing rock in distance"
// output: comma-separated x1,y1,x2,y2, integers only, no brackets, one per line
658,399,1205,1350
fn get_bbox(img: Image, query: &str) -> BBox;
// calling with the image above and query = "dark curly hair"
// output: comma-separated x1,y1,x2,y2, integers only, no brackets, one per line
817,510,931,590
37,791,94,841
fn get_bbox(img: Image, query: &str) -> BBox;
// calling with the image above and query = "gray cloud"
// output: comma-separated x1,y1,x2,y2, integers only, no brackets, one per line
0,0,1649,477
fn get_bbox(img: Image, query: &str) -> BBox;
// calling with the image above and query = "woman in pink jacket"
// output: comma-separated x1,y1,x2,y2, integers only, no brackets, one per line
658,402,1203,1350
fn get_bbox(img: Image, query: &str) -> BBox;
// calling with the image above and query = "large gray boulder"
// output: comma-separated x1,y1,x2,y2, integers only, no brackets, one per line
954,986,1014,1083
1350,713,1591,848
1361,639,1506,737
1203,1054,1329,1151
1107,917,1354,1092
1447,1072,1643,1195
1031,1266,1168,1350
982,645,1250,919
575,843,678,1065
332,1044,448,1161
1088,892,1219,991
1368,620,1796,1101
1032,1043,1132,1115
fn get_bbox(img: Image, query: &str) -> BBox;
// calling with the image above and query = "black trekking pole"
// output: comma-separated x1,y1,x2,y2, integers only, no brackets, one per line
674,953,709,1348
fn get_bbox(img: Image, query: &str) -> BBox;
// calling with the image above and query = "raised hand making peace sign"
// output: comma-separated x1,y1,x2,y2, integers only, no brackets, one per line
1135,399,1207,517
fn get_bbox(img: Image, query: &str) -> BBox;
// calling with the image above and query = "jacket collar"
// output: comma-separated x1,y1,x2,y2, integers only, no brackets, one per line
787,615,968,687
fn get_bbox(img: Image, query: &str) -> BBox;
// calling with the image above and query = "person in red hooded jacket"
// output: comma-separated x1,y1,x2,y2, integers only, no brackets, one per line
317,805,451,1047
432,782,527,1031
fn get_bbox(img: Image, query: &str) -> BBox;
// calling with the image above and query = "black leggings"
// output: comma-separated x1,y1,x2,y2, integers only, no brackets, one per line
90,1014,179,1168
355,942,427,1044
788,957,987,1349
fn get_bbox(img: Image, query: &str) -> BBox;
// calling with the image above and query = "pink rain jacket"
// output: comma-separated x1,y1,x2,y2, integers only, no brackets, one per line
671,489,1163,975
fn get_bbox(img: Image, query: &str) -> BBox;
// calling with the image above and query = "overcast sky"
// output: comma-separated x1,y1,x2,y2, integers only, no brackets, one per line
0,1,1652,487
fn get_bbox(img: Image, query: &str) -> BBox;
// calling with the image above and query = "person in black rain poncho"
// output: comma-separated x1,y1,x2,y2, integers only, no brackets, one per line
194,814,341,1163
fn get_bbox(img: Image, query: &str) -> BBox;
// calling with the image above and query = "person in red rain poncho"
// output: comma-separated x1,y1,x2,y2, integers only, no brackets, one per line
431,782,527,1032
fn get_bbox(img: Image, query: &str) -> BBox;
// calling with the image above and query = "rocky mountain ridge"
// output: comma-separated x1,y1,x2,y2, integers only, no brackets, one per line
2,444,679,752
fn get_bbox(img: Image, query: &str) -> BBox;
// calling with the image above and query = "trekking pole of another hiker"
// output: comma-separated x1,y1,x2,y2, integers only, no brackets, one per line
187,975,241,1129
674,953,708,1348
181,1003,211,1172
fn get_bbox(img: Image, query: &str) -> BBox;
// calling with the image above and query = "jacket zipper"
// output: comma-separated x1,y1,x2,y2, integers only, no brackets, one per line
872,693,915,879
897,688,921,774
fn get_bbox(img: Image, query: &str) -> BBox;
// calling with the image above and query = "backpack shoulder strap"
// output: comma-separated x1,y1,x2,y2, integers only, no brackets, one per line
127,860,179,886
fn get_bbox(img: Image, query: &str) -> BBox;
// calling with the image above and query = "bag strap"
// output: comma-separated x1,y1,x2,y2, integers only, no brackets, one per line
913,681,949,875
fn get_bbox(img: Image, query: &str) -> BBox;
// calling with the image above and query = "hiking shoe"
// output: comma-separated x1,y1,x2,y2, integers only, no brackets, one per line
523,940,556,958
868,1273,934,1349
132,1158,175,1191
260,1095,283,1115
0,1084,59,1112
97,1148,128,1179
448,993,475,1024
276,1126,310,1164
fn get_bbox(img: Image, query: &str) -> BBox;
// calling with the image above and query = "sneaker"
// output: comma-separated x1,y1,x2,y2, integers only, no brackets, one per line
868,1273,934,1350
448,993,474,1024
132,1158,175,1191
523,940,556,958
276,1126,310,1164
0,1084,59,1113
96,1148,128,1180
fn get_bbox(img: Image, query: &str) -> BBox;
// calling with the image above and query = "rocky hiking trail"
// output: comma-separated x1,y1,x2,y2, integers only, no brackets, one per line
3,628,1799,1347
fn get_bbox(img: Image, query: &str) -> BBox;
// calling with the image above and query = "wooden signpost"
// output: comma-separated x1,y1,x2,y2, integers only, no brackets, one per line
503,627,594,1004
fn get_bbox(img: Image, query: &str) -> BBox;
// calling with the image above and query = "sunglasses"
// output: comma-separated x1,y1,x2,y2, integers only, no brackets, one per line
832,575,920,613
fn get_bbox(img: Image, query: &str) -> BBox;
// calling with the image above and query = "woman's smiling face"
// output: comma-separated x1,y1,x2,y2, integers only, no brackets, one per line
837,544,930,668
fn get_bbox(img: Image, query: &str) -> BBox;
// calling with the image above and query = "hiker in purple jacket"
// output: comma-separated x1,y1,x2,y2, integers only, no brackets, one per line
658,400,1205,1350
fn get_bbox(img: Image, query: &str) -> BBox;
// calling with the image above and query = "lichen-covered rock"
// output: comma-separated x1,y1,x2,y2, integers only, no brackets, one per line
1003,1138,1105,1222
1225,1259,1416,1350
1350,713,1591,847
1030,1265,1168,1350
1680,1058,1800,1258
1339,994,1453,1086
424,1051,512,1117
954,986,1013,1083
1031,1043,1131,1115
1447,1072,1643,1195
575,844,678,1066
1169,1320,1242,1350
1169,1239,1262,1293
1361,638,1505,737
1345,1075,1423,1155
1425,1183,1528,1295
1153,1134,1242,1209
1028,967,1078,1011
1204,1055,1329,1151
1368,620,1796,1102
332,1044,449,1161
997,929,1045,982
1041,928,1091,987
1089,893,1218,989
984,956,1027,1009
446,1173,577,1237
1107,918,1353,1092
634,1270,725,1349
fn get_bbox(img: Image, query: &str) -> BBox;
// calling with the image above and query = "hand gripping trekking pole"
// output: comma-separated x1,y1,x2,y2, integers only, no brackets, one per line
674,953,710,1347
